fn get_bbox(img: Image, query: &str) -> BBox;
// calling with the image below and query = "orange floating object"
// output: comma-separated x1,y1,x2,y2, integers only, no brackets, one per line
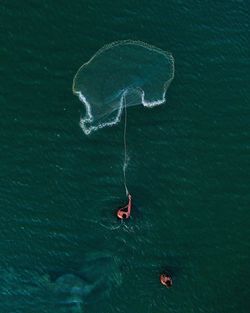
160,274,173,288
117,194,132,219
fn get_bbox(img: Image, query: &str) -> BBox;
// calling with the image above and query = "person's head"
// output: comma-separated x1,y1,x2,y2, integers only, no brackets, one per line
160,274,172,287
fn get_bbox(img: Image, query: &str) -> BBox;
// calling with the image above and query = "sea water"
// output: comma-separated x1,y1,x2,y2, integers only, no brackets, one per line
0,1,249,312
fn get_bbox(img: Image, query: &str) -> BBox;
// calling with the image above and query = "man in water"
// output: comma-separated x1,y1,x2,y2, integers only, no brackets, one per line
117,194,132,219
160,273,173,288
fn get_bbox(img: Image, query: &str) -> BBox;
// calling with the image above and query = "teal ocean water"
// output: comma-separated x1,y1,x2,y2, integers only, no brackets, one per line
0,1,249,312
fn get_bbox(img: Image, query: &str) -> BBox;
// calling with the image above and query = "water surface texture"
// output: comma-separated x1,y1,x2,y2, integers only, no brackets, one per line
0,1,249,312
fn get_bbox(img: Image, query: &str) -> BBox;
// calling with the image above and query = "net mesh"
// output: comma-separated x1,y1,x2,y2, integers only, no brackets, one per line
73,40,174,135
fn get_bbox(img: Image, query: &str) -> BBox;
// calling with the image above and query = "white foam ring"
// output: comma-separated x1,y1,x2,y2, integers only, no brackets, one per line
73,40,174,135
77,91,124,135
77,88,167,135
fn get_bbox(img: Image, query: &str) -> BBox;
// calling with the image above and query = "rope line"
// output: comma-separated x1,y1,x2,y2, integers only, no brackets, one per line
123,95,129,196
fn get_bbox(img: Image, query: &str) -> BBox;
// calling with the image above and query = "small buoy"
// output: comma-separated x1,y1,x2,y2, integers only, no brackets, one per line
117,194,132,220
160,274,173,288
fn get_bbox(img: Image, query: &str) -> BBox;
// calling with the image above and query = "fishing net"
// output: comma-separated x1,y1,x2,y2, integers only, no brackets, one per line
72,40,174,135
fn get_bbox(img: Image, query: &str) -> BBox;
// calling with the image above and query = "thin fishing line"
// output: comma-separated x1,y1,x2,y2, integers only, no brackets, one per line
123,95,129,196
